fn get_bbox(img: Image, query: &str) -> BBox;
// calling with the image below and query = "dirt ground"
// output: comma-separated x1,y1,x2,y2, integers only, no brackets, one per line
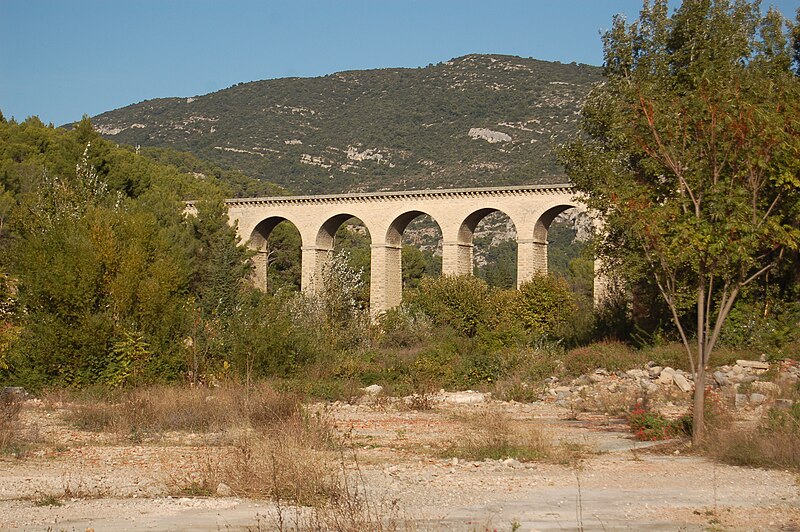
1,394,798,531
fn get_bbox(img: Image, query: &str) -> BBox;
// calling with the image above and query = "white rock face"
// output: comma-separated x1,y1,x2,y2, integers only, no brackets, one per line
468,128,511,143
346,146,385,162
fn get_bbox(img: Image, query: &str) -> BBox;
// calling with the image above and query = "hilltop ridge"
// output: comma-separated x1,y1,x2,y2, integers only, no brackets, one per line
90,54,602,195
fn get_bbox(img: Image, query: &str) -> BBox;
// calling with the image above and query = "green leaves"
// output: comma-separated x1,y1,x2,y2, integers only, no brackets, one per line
559,0,800,367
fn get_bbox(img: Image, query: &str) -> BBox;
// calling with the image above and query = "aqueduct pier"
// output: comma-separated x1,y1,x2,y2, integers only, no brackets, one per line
188,184,604,316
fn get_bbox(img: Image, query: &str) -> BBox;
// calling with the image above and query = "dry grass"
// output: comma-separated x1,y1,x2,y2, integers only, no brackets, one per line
62,382,303,437
0,392,22,453
706,404,800,470
168,409,338,503
441,410,586,465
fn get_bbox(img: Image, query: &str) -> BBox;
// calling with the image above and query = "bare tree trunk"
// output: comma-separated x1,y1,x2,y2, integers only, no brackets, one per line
693,282,706,446
692,362,706,445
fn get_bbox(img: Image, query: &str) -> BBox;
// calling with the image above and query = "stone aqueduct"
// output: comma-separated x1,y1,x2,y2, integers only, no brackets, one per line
188,184,604,316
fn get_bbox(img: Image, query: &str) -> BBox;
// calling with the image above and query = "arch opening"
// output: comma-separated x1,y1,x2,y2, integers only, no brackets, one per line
386,211,443,291
544,208,595,303
316,214,372,304
249,217,302,293
473,210,518,289
453,208,518,288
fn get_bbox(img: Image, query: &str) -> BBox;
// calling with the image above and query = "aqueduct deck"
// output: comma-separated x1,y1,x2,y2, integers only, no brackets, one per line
188,184,603,316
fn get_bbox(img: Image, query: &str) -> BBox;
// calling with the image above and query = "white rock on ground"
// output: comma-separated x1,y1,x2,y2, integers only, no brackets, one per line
672,373,693,393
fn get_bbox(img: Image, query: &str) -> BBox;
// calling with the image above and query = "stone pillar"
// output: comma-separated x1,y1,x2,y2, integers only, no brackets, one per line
300,246,330,294
516,238,548,287
250,250,268,291
442,241,473,277
593,256,610,307
370,243,402,318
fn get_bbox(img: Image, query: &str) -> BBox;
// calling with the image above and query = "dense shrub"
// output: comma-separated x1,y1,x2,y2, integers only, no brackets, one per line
561,340,643,377
412,275,492,338
512,275,577,337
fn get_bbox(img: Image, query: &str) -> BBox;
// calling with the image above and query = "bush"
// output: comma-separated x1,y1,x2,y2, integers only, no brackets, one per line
512,275,577,337
378,305,433,348
626,402,692,441
412,275,492,337
560,340,642,377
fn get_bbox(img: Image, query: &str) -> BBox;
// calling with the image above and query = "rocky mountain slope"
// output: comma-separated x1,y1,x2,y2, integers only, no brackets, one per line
90,55,602,195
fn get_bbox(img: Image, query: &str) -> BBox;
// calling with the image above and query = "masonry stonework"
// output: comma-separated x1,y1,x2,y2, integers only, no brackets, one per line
187,185,606,317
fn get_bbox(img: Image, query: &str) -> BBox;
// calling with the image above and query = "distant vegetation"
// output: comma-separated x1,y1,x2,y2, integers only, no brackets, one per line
86,54,602,195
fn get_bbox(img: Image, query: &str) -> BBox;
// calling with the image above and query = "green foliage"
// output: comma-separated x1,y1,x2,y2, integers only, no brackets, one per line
222,289,319,381
475,239,517,289
378,305,434,348
513,275,577,337
87,55,602,195
412,275,492,338
719,297,800,353
106,331,151,387
265,221,302,293
558,0,800,441
560,341,643,377
0,117,259,388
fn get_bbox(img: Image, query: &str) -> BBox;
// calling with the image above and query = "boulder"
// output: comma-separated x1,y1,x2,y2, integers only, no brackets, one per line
363,384,384,395
673,373,693,393
749,393,767,405
1,387,28,400
712,371,728,387
640,381,659,394
626,369,648,379
751,381,780,395
216,483,234,497
648,366,663,379
735,394,749,408
658,367,676,385
736,360,770,370
775,398,794,410
442,390,489,404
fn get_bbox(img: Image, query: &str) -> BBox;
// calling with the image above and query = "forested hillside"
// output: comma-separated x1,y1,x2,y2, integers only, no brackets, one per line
88,55,601,194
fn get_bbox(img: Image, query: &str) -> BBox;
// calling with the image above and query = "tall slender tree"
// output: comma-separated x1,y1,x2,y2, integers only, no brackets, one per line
559,0,800,444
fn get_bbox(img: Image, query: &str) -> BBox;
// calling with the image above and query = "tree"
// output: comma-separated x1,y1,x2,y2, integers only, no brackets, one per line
558,0,800,444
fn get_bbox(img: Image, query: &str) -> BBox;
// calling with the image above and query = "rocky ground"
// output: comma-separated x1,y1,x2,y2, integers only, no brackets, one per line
1,359,798,531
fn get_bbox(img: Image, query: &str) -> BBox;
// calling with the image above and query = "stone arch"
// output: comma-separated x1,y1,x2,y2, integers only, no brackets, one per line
306,213,372,296
248,216,303,292
376,210,444,311
517,202,585,289
532,204,580,244
445,207,516,278
473,211,519,289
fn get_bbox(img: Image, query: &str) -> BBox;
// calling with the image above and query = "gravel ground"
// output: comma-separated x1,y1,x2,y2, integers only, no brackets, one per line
1,396,798,531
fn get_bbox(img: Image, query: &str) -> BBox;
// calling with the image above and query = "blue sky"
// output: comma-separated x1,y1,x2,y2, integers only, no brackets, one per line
1,0,798,126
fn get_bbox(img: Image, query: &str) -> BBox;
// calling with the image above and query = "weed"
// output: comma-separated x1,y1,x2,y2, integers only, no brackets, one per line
32,493,62,507
167,407,338,504
63,383,303,437
441,410,571,464
706,403,800,470
0,392,22,453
